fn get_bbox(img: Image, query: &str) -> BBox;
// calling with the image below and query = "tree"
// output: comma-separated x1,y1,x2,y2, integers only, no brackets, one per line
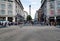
26,15,32,21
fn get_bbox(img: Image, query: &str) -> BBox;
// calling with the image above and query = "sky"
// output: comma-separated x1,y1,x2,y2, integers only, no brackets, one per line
21,0,41,19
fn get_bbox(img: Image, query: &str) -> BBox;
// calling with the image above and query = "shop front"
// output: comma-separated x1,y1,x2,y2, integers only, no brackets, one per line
49,17,55,25
56,16,60,25
0,17,6,21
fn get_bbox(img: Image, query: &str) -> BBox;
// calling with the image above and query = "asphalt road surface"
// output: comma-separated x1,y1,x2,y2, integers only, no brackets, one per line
0,25,60,41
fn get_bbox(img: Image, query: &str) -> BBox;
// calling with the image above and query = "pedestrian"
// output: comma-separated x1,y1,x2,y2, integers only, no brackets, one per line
0,22,1,25
31,21,34,25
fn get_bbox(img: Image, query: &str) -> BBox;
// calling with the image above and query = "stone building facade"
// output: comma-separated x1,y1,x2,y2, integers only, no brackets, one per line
41,0,60,25
0,0,24,22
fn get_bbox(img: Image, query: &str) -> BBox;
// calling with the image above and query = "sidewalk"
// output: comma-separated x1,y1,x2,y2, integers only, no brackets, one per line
7,24,24,28
0,25,20,35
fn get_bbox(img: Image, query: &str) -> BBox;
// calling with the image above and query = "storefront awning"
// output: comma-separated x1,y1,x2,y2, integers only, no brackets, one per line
49,17,54,19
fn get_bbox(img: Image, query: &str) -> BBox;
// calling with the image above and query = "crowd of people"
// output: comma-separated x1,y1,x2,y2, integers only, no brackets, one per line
0,22,7,27
0,21,23,27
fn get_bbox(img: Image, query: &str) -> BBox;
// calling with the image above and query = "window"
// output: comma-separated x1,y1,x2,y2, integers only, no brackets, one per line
1,10,5,14
16,6,17,8
8,10,13,14
50,1,54,9
8,0,13,2
0,0,6,1
50,0,55,1
8,3,13,10
1,4,5,9
51,0,55,1
57,1,60,5
50,10,54,15
57,9,60,14
16,10,17,12
57,1,60,8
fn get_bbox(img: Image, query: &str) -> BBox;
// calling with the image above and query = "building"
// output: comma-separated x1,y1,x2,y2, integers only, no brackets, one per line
0,0,24,22
37,8,44,22
34,11,38,22
24,11,28,21
41,0,60,25
34,8,44,23
29,5,31,15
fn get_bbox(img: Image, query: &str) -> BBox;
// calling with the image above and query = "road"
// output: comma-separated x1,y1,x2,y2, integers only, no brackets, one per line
0,25,60,41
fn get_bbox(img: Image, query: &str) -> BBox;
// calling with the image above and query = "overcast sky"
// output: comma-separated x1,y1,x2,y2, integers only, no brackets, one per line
21,0,41,19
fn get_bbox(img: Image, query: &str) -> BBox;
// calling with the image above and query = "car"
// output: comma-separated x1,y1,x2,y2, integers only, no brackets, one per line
56,23,60,28
13,22,18,25
40,22,45,25
0,21,9,27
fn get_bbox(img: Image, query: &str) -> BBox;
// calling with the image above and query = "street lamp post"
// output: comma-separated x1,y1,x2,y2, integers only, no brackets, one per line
54,15,56,26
